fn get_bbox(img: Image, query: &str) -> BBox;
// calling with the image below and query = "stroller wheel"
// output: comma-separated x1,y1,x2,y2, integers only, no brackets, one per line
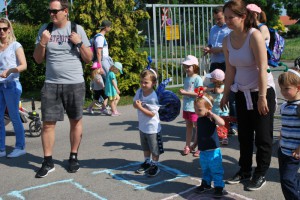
29,120,42,137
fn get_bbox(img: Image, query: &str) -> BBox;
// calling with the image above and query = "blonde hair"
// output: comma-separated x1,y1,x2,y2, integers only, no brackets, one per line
183,64,200,74
278,68,300,87
91,68,99,80
0,18,16,45
194,93,214,109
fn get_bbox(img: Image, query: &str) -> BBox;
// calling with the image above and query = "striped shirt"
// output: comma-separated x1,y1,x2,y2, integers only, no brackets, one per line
279,100,300,156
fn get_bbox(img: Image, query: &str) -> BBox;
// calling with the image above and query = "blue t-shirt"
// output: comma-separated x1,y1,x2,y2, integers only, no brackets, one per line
207,83,229,116
208,24,231,63
197,116,219,151
183,75,203,112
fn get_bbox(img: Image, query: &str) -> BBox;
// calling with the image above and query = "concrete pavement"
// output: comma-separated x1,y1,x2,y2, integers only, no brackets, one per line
0,67,294,200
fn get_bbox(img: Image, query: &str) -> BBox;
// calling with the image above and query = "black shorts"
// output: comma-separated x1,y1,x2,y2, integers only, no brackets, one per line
41,82,85,121
93,90,107,101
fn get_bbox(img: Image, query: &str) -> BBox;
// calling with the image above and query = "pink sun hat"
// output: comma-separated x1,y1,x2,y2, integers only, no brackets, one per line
246,4,262,13
182,55,199,66
205,69,225,81
91,62,102,69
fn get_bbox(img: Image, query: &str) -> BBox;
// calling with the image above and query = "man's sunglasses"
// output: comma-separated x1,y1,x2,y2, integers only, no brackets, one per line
48,8,65,14
0,27,8,32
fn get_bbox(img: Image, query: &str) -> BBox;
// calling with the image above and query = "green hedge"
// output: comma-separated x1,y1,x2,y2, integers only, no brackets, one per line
13,23,45,94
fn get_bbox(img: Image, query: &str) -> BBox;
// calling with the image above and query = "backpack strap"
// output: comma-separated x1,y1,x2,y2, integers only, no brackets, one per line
46,22,54,33
71,21,77,33
258,23,265,29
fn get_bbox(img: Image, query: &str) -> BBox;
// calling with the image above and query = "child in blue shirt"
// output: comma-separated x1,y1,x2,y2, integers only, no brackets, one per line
278,67,300,200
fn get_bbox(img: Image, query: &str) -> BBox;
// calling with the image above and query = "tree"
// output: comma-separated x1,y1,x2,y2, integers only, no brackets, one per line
8,0,49,25
283,0,300,20
71,0,150,95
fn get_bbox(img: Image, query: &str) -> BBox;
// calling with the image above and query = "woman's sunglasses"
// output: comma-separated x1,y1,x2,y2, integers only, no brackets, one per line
47,8,65,15
0,27,8,32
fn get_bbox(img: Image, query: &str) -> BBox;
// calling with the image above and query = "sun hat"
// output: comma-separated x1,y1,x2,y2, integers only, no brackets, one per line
246,4,262,13
205,69,225,81
114,62,123,74
99,20,112,29
182,55,199,66
91,62,102,69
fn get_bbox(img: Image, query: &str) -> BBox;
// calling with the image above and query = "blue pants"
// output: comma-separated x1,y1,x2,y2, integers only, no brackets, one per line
200,148,225,188
278,148,300,200
0,81,25,151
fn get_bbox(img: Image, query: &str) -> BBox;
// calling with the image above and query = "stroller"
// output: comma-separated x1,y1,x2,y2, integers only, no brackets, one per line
4,99,42,137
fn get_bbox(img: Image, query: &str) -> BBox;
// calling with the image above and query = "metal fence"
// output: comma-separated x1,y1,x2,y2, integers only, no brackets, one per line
145,4,221,88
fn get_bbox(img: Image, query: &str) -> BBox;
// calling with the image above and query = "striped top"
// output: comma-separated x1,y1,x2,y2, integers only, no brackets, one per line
279,100,300,156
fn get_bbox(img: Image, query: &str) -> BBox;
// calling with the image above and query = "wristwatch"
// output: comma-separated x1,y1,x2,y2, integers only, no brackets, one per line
76,41,83,48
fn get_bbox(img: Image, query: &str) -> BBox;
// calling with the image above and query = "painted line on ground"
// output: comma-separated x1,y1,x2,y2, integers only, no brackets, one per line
6,179,107,200
92,162,189,190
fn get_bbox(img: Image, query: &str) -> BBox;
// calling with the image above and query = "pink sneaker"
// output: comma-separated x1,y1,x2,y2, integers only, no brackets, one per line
115,111,122,115
111,111,120,117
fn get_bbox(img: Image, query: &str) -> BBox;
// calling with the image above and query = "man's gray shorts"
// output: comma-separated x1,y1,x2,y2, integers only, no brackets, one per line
139,131,163,156
41,82,85,121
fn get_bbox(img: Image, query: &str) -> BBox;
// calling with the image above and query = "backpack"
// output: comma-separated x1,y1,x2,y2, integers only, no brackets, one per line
156,78,181,122
258,24,285,67
89,33,106,62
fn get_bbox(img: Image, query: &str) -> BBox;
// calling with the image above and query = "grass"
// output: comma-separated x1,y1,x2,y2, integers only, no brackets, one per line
281,37,300,60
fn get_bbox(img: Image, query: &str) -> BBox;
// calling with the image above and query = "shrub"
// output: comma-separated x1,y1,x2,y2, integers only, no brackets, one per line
288,24,300,38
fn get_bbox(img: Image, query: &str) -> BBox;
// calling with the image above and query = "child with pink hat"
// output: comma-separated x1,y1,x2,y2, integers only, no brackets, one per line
86,63,109,115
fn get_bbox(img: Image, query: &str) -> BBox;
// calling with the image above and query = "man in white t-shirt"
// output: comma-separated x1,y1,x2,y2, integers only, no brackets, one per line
94,20,113,79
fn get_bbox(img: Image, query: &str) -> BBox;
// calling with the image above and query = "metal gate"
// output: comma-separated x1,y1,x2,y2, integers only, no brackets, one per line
145,4,221,87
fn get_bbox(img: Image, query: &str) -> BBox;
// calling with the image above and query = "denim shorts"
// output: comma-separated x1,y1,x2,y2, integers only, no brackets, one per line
41,82,85,121
139,131,163,156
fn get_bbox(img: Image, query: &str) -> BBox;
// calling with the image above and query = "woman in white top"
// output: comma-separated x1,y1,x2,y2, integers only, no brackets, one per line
0,18,27,158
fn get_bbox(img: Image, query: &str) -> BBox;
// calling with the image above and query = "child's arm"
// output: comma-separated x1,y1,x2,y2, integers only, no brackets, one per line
207,111,225,126
179,89,198,97
214,86,224,94
111,79,120,94
95,76,104,88
133,100,155,117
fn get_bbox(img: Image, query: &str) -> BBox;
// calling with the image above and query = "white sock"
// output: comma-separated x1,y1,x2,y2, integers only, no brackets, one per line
144,157,151,163
151,160,158,166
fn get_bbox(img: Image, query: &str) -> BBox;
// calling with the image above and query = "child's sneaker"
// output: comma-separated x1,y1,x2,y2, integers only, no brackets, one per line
0,150,6,157
193,150,200,157
86,107,94,114
221,138,228,145
214,187,224,197
101,108,110,115
111,111,120,117
195,180,212,194
146,164,160,177
135,161,151,174
182,146,190,155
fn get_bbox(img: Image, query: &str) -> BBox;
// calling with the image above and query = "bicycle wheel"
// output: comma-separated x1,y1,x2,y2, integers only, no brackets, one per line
29,120,42,137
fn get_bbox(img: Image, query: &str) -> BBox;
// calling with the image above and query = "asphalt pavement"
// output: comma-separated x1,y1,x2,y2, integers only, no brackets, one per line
0,65,294,200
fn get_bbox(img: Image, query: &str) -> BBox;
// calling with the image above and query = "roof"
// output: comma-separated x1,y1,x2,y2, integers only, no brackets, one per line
280,16,298,26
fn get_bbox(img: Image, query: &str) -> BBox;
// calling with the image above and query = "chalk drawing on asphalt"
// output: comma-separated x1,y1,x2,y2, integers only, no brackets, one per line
5,179,107,200
92,161,189,190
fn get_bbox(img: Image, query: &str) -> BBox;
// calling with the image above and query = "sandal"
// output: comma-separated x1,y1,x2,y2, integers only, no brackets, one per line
193,150,200,157
222,138,228,145
182,146,190,155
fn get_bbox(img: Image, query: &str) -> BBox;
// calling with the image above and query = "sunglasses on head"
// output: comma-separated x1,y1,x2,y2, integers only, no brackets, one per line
0,27,8,32
48,8,65,14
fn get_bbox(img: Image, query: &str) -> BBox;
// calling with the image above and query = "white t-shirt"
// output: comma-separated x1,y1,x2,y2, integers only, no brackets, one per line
0,41,22,82
133,88,161,134
95,34,109,57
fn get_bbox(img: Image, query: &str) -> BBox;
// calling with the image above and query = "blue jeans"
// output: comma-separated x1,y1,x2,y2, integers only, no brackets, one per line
199,148,225,188
0,81,25,151
278,148,300,200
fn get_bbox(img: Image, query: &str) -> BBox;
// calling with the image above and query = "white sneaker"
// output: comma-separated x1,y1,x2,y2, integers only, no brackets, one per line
0,151,6,157
7,149,26,158
86,108,94,114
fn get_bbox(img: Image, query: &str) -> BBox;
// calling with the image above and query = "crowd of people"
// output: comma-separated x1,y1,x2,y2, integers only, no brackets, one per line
0,0,299,199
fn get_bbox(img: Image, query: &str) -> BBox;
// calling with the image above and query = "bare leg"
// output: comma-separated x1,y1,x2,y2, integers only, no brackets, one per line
87,100,97,109
110,99,116,113
41,121,56,156
143,150,151,158
152,155,159,162
185,120,193,147
69,118,83,153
